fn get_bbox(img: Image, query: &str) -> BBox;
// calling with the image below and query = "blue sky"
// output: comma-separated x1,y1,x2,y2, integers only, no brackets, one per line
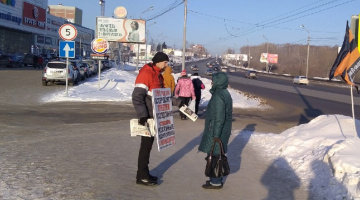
48,0,360,55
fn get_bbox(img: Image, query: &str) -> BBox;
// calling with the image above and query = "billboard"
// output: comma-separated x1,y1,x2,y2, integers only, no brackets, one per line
224,54,248,61
267,54,278,64
260,53,278,63
96,17,145,43
260,53,268,63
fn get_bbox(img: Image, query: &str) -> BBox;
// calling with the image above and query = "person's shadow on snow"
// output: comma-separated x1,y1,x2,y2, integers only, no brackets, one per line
307,157,349,199
151,133,203,184
261,157,300,200
227,123,256,175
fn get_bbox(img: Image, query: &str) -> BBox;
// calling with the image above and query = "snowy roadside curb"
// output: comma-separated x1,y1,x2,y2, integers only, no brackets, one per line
238,114,360,199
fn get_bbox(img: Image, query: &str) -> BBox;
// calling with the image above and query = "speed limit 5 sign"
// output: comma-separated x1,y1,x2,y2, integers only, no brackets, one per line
59,24,77,41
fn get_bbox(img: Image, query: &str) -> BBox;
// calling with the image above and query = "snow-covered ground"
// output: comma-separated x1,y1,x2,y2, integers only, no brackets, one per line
42,64,360,199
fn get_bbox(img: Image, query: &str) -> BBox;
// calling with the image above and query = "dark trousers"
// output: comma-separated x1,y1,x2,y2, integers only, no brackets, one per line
195,95,201,114
137,136,154,180
179,96,191,119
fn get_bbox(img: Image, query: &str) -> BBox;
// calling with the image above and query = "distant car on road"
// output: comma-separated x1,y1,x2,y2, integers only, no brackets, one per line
190,65,198,71
245,70,257,79
229,67,236,73
293,76,309,85
205,68,213,76
221,66,228,72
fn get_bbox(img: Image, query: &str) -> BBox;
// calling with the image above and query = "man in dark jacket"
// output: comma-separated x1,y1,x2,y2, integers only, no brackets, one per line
191,73,205,114
132,52,169,186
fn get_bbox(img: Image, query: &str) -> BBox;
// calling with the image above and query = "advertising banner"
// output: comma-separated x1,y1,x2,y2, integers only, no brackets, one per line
96,17,145,43
267,54,278,64
152,88,175,151
225,54,248,61
23,2,46,30
260,53,268,63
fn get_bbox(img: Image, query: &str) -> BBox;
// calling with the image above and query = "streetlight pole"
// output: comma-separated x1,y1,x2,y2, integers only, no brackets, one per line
262,35,269,72
140,5,153,19
246,39,251,68
137,6,154,71
98,0,105,90
300,24,310,78
182,0,187,71
99,0,105,16
145,21,156,62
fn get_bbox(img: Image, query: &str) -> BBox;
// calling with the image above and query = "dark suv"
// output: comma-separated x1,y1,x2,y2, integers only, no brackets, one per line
0,54,23,68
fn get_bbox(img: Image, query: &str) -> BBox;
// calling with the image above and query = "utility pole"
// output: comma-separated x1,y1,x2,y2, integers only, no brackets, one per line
99,0,105,16
262,35,269,72
182,0,187,71
300,24,310,77
98,0,105,90
246,39,251,68
145,21,156,62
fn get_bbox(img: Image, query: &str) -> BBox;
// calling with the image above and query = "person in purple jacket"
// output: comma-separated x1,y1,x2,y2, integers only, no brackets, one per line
175,69,196,120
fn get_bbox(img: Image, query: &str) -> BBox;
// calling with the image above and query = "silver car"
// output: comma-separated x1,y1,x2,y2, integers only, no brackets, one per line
81,59,98,75
42,61,79,86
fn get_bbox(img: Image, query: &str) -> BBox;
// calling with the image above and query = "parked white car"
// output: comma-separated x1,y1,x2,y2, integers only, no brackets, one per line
293,76,309,85
42,61,79,86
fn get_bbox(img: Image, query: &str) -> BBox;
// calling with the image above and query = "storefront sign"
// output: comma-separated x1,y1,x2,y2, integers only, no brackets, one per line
37,35,44,43
45,37,52,45
90,54,109,60
0,0,16,7
51,20,62,27
22,2,46,30
0,12,21,25
91,38,109,54
114,7,127,19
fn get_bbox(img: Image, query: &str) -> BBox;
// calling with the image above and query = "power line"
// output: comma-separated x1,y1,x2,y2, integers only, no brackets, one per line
192,0,356,46
145,0,184,21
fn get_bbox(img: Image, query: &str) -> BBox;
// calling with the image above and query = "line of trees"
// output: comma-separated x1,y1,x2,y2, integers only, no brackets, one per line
238,43,340,78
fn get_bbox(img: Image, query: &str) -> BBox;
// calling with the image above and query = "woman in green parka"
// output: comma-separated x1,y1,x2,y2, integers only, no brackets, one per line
198,72,233,189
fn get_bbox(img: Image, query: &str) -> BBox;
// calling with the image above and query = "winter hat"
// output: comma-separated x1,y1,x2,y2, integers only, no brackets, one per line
181,69,187,76
152,52,169,64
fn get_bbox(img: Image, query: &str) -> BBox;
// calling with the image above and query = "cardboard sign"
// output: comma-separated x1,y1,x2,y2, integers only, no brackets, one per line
152,88,175,151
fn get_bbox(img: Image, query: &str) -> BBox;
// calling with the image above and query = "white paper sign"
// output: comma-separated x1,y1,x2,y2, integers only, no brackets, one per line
152,88,175,151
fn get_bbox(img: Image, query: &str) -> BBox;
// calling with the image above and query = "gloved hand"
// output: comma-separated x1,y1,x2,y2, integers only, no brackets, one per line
139,117,148,126
179,101,185,108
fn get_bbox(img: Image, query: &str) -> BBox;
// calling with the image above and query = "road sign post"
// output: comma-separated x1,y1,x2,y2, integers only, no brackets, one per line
59,41,75,58
59,24,77,97
91,38,109,90
59,24,77,41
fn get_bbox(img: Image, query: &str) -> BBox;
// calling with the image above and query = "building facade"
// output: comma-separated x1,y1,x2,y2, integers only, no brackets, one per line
0,0,94,57
48,4,82,26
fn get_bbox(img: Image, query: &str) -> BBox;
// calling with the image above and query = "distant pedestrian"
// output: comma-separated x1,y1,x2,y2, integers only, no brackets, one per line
191,73,205,114
37,56,43,69
174,69,196,120
163,66,175,94
198,72,233,189
33,55,38,69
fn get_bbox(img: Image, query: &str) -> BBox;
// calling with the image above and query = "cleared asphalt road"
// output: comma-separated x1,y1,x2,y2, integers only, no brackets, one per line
0,68,314,199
